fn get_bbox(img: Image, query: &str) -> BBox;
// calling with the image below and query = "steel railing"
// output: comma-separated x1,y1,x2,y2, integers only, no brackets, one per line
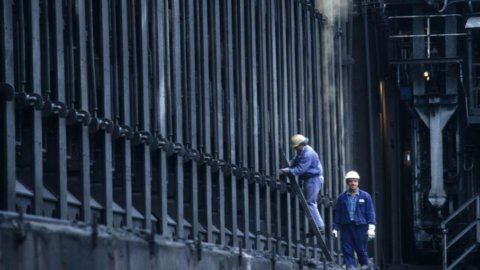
441,194,480,270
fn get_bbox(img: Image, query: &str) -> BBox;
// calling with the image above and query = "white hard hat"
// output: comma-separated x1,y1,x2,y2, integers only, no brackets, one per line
345,170,360,180
290,134,308,148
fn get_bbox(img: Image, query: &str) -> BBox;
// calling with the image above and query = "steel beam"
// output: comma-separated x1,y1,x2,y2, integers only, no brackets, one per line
0,0,16,211
118,0,133,228
269,0,282,256
48,0,68,219
171,0,184,238
200,0,213,243
139,0,152,230
213,0,226,246
260,0,272,252
225,0,238,248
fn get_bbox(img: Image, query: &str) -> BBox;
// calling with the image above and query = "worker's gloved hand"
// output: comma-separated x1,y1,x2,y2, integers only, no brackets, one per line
367,224,375,240
332,229,338,238
279,168,290,175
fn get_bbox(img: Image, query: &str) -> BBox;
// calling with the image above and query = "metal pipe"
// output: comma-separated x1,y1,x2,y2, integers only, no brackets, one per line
171,0,184,238
247,0,260,250
215,0,227,242
363,0,379,263
155,0,168,236
41,0,51,99
119,0,133,228
260,0,272,251
67,0,75,106
187,0,199,241
389,33,467,38
18,0,26,92
225,0,238,247
87,0,97,116
387,14,462,19
111,0,120,123
200,0,213,243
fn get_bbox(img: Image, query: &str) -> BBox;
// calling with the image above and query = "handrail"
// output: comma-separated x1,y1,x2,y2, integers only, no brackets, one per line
442,195,480,270
441,195,478,227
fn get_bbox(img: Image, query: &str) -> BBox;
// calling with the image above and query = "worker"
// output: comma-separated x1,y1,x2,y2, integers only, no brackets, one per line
332,170,376,268
279,134,325,234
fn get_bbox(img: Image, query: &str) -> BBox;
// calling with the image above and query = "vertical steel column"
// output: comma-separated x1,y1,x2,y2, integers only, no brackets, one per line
247,0,260,250
300,3,310,243
98,0,113,227
26,0,44,215
237,0,250,249
337,19,346,215
260,0,272,252
304,6,314,144
278,1,293,254
311,10,326,255
213,0,226,246
155,0,169,236
200,0,213,243
269,0,282,256
186,0,199,240
51,0,68,219
321,13,334,255
76,0,92,223
296,2,305,134
0,0,16,211
119,0,133,228
171,0,184,237
138,0,152,230
288,0,299,257
225,0,238,247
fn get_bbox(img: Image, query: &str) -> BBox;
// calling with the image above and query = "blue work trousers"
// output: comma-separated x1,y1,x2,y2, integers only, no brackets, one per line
340,223,369,267
304,177,324,229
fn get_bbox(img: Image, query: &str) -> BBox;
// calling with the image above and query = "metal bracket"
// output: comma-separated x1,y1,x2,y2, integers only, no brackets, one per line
133,131,153,146
16,92,44,110
42,100,68,117
89,117,114,133
66,109,91,126
112,125,133,140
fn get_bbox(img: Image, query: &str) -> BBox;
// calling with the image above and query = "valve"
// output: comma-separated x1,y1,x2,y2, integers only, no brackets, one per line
133,131,153,146
112,125,133,140
198,152,212,166
183,148,199,163
42,100,68,117
173,142,185,156
0,82,15,101
249,171,261,185
211,159,226,173
16,92,44,110
66,109,91,126
237,167,250,179
89,117,114,133
223,163,237,176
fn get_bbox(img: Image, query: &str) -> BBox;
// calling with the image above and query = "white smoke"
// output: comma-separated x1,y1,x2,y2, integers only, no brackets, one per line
315,0,352,23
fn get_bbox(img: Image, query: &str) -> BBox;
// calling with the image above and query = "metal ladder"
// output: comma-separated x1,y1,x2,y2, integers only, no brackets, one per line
441,194,480,270
282,172,333,262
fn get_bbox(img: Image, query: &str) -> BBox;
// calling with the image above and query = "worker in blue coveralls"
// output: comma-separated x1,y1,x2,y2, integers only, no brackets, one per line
332,170,376,268
279,134,325,235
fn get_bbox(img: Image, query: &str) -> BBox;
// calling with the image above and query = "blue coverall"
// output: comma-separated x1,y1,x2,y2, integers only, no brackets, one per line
289,145,324,229
333,189,376,267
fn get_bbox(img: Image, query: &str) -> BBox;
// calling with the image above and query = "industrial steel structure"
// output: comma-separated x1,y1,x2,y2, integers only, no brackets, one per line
3,0,480,269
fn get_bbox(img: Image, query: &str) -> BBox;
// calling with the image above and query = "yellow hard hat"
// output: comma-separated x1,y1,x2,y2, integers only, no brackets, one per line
290,134,307,148
345,170,360,180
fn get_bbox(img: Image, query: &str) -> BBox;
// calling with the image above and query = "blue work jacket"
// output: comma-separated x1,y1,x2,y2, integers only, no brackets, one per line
289,145,323,180
333,189,376,230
